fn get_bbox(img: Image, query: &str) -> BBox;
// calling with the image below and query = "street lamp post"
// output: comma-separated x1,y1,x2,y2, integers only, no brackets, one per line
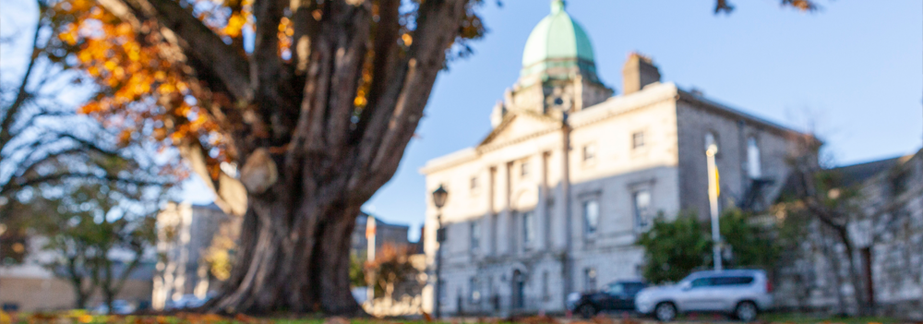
706,144,722,271
432,185,448,319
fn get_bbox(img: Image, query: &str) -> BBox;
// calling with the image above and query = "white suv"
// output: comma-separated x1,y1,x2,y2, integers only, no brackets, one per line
635,269,773,322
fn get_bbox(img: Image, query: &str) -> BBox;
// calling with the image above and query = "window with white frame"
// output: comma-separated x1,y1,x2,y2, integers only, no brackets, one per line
633,190,652,231
470,176,478,191
523,210,535,246
521,161,530,178
747,137,762,179
583,200,599,235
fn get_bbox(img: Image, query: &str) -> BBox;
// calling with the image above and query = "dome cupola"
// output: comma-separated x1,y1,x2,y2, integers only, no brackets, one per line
520,0,598,83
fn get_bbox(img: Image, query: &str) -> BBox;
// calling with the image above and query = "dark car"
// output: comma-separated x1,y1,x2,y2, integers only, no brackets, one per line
571,280,648,318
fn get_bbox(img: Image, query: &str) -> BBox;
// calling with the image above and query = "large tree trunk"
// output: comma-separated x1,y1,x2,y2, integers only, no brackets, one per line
94,0,471,315
212,187,364,314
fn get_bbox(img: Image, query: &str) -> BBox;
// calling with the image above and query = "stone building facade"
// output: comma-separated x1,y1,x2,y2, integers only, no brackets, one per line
0,237,155,311
420,0,806,316
774,149,923,319
152,202,239,310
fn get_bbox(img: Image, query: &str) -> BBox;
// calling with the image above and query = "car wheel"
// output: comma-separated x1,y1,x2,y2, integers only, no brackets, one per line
734,301,758,322
577,304,596,319
654,302,677,322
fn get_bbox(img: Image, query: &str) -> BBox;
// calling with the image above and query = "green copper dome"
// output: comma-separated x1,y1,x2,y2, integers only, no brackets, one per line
521,0,597,79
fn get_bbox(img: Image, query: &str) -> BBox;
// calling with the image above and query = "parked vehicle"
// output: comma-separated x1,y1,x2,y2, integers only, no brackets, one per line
569,280,648,318
92,300,136,315
635,269,773,322
164,293,214,310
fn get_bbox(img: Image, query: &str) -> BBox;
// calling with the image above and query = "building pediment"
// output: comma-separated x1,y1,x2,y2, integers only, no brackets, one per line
478,110,561,149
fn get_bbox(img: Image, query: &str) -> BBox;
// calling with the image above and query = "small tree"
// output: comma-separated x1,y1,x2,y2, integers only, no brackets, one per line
27,170,169,311
364,243,418,300
349,254,366,288
637,212,711,284
720,209,779,269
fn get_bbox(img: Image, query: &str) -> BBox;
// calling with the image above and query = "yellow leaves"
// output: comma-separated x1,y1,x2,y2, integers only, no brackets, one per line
118,129,133,147
224,13,246,38
277,17,294,60
59,23,79,45
401,33,413,46
56,0,231,176
354,96,367,107
0,310,10,324
78,314,94,323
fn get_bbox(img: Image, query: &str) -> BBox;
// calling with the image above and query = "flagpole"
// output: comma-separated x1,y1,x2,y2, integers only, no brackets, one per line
706,145,723,271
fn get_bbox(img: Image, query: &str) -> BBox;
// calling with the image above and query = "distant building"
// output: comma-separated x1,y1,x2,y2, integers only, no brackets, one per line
420,0,808,316
0,237,155,312
351,212,416,258
152,202,239,310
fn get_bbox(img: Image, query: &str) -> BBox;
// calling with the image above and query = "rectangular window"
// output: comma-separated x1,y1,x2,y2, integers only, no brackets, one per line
523,210,535,246
583,144,596,162
470,221,480,251
633,190,652,231
583,200,599,235
632,132,645,149
713,276,755,286
470,176,478,190
584,268,597,292
542,271,550,301
747,137,762,179
521,161,530,177
438,279,446,303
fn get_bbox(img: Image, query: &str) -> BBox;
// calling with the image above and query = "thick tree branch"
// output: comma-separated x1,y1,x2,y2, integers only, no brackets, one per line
355,0,468,194
349,0,400,145
97,0,252,101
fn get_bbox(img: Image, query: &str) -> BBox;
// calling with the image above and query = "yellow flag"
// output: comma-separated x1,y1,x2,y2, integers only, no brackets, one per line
715,167,721,197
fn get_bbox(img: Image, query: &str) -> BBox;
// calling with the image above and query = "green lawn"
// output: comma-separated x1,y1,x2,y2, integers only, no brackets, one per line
758,313,902,324
0,311,907,324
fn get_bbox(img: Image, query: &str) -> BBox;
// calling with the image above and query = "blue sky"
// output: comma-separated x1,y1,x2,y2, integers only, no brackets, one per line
182,0,920,241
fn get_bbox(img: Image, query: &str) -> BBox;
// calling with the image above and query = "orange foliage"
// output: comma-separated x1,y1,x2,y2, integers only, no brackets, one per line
54,0,242,178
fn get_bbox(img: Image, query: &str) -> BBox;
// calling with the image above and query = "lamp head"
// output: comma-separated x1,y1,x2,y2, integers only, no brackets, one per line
432,185,448,209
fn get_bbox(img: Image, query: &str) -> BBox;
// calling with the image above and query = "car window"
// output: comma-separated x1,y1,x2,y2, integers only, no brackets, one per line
627,283,645,295
690,277,714,288
606,283,625,295
713,276,755,286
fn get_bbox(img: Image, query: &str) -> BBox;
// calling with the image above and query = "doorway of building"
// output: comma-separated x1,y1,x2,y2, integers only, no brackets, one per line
511,270,525,309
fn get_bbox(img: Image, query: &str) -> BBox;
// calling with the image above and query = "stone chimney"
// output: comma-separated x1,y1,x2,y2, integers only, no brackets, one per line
622,52,661,95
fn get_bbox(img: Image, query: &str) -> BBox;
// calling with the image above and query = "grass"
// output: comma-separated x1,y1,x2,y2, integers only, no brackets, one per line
0,311,908,324
759,313,903,324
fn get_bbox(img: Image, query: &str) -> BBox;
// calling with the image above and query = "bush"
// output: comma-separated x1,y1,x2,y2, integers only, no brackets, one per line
638,209,778,284
637,212,711,284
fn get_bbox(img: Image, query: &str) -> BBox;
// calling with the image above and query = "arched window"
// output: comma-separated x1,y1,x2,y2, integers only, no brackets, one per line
747,136,762,178
705,132,718,153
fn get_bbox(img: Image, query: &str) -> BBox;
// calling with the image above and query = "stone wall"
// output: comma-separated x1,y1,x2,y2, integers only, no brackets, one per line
774,150,923,319
675,94,797,220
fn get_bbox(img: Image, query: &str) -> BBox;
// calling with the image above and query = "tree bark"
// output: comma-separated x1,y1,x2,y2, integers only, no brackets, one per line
92,0,470,315
212,186,364,314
